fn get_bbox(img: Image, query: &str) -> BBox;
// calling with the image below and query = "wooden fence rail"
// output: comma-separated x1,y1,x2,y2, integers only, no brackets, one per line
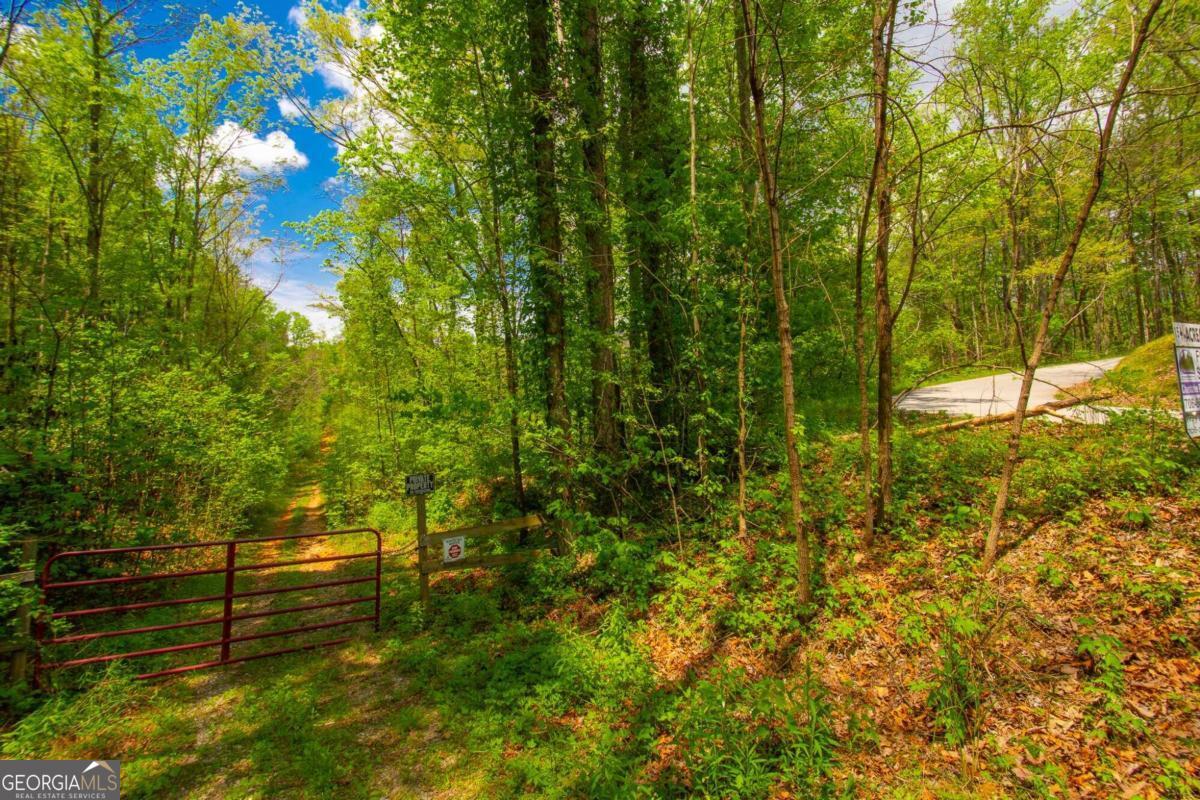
415,514,562,605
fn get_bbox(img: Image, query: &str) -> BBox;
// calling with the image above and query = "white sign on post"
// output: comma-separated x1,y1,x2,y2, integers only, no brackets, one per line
1173,322,1200,441
442,536,465,563
406,473,435,496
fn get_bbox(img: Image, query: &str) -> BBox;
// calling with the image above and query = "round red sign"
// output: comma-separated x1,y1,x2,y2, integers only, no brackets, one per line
448,543,462,559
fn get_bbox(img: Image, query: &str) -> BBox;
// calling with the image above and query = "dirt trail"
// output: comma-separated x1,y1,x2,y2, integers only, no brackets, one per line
271,478,328,539
229,473,329,614
246,434,332,568
186,448,351,696
169,457,443,799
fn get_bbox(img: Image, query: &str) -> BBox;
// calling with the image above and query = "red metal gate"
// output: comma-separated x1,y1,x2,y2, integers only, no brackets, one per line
36,528,382,684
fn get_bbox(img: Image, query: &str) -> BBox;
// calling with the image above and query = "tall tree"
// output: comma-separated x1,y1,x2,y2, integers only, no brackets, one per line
733,0,755,540
738,0,811,606
983,0,1165,569
525,0,572,497
569,0,619,460
870,0,899,533
619,2,679,428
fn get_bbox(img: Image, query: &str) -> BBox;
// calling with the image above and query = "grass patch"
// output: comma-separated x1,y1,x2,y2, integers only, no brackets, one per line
1089,335,1178,406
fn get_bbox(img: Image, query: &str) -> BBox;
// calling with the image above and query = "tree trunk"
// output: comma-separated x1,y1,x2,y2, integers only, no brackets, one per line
870,0,899,532
622,5,675,425
733,0,754,540
738,0,810,606
0,1,28,73
852,0,898,549
471,45,527,510
493,198,526,510
1,128,16,351
912,395,1104,436
526,0,572,495
737,265,750,540
983,0,1163,570
1130,222,1148,343
572,0,619,460
84,0,106,308
686,1,707,479
1155,209,1184,321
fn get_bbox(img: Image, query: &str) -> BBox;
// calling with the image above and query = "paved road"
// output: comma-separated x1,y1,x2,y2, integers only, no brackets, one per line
897,357,1124,420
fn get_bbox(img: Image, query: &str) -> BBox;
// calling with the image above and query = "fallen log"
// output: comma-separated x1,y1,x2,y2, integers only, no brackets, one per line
908,395,1109,437
830,394,1111,441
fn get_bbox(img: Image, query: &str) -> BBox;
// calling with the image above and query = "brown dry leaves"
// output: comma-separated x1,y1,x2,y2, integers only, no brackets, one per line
820,496,1200,797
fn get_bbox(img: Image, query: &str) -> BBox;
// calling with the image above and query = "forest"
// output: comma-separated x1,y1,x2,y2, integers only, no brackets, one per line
0,0,1199,796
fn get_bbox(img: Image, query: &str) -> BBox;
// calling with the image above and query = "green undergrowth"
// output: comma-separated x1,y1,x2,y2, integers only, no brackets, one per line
4,414,1198,798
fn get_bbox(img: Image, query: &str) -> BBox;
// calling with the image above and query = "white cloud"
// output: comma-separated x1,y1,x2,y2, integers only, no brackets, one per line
287,5,308,27
317,60,357,93
266,277,342,338
277,97,303,120
284,1,406,164
344,6,384,41
289,0,383,96
247,248,341,338
211,122,309,174
321,175,353,196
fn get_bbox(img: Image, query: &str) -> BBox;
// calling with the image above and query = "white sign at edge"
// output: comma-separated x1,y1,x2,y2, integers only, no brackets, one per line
443,536,466,563
1172,323,1200,440
1173,322,1200,345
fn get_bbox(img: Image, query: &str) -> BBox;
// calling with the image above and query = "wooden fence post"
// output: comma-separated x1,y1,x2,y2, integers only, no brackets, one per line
553,517,569,557
416,493,430,607
7,538,37,684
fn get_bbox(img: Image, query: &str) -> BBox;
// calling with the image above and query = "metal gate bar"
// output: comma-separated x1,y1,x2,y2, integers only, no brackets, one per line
36,528,381,684
50,575,376,620
47,596,375,644
42,551,378,590
137,637,353,681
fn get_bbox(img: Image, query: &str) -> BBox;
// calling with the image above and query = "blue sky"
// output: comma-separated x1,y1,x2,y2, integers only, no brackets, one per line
139,0,353,337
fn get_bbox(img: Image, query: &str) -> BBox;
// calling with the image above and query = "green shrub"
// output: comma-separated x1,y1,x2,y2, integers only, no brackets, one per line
1035,554,1070,593
915,597,995,747
1155,758,1200,799
1128,566,1188,615
925,633,981,747
1077,630,1144,739
579,531,662,607
666,665,839,799
437,591,503,636
717,540,805,652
